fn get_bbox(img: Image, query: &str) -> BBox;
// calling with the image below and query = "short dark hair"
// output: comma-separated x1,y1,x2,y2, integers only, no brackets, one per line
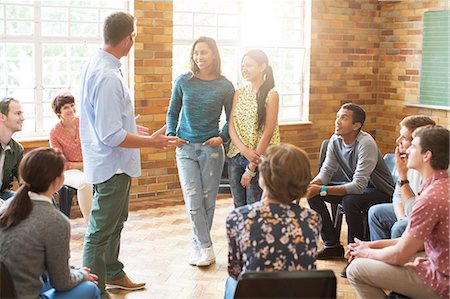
103,12,136,46
413,126,449,170
399,115,436,135
259,143,311,204
0,97,19,116
51,92,75,116
189,36,222,78
341,103,366,129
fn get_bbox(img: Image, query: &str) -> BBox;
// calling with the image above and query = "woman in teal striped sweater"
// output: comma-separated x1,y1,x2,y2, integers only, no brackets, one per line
166,36,235,267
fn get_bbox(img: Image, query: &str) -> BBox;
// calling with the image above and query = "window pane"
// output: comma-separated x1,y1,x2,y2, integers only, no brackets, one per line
281,104,301,120
6,4,33,19
42,22,68,36
173,26,192,40
70,22,98,37
174,12,193,26
172,45,191,76
194,13,216,26
70,8,98,22
6,44,33,87
41,7,68,21
6,21,34,35
43,44,68,86
194,27,216,39
218,27,238,41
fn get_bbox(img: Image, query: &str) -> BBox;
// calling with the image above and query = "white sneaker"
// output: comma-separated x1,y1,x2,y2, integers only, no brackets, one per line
196,246,215,266
189,247,201,266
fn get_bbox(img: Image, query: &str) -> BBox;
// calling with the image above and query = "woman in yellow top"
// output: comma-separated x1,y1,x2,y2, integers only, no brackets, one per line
228,49,280,207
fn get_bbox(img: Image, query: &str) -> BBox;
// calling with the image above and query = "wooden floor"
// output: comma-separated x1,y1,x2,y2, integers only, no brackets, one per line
69,197,358,299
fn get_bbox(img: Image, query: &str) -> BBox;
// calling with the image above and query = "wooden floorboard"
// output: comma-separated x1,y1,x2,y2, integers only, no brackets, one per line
69,197,358,299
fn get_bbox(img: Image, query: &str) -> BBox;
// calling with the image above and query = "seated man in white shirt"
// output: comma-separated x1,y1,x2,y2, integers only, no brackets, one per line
368,115,435,240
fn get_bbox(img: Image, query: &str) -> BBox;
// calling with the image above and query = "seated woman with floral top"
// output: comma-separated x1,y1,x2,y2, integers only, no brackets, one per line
224,143,322,299
49,92,93,223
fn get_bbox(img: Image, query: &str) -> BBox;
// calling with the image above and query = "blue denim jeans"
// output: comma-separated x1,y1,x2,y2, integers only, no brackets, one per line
228,154,263,208
224,276,238,299
41,281,100,299
0,190,15,201
368,203,409,241
176,143,224,248
308,187,392,246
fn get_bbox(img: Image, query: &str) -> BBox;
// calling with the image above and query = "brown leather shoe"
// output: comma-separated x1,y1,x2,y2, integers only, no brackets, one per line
106,274,146,290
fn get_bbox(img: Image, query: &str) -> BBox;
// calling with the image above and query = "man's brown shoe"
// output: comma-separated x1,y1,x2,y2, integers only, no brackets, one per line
106,274,146,290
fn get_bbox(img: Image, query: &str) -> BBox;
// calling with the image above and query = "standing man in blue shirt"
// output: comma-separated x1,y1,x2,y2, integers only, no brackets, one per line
79,12,177,298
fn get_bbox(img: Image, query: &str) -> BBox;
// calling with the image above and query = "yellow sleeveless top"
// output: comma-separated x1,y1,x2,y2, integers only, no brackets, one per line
227,85,280,158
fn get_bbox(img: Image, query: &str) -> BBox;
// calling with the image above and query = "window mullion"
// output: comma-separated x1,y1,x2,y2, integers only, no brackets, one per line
34,1,44,136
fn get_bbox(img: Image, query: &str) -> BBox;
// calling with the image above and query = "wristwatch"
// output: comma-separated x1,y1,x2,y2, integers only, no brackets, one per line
319,185,327,197
398,179,409,187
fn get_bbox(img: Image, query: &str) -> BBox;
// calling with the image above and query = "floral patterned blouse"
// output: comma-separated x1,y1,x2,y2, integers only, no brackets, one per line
227,85,280,158
226,201,321,279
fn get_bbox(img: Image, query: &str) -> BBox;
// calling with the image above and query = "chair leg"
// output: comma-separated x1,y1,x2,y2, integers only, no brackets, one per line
334,204,344,242
58,186,75,217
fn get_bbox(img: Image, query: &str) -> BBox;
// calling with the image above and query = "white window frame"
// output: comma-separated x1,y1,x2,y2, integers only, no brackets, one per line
0,0,130,139
172,0,311,124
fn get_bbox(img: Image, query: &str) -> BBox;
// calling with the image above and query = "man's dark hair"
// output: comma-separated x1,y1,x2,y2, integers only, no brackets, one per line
414,125,449,170
0,97,19,116
103,12,136,46
341,103,366,129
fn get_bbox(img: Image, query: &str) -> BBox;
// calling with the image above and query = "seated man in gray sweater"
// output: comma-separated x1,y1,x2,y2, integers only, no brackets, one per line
368,115,435,241
307,103,394,275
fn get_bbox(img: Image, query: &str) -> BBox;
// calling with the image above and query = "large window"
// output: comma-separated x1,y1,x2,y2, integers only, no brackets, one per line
173,0,311,123
0,1,129,138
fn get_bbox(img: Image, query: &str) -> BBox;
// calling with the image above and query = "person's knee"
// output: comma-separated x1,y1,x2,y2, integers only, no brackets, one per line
368,205,382,225
391,220,407,238
342,195,361,213
346,258,365,283
82,281,100,299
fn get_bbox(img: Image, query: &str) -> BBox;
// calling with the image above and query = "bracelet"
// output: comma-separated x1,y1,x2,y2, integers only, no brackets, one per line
245,166,257,177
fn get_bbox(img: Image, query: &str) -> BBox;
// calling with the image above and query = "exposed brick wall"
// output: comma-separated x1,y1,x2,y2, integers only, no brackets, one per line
132,0,181,201
376,0,450,153
298,0,381,173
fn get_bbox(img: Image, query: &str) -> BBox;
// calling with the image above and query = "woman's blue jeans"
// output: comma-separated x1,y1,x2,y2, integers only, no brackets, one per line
176,143,224,248
228,154,262,208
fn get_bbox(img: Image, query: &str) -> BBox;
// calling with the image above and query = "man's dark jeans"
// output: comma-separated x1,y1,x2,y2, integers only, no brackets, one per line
308,187,392,247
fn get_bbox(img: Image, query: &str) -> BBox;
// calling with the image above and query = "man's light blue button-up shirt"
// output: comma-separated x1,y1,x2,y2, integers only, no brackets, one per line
79,50,141,184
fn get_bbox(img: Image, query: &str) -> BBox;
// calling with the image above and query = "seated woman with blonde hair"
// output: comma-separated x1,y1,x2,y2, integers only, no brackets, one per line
224,143,322,299
49,92,93,223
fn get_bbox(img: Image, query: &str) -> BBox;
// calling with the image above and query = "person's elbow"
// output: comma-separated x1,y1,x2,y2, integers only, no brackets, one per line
390,251,413,265
100,131,126,147
347,182,365,195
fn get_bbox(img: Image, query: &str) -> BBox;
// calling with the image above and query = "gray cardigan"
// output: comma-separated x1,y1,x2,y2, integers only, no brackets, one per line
0,200,86,299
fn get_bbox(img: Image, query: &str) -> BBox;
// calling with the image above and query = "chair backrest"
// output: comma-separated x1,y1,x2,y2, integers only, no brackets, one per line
318,139,347,183
234,270,337,299
0,261,17,299
383,153,398,183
